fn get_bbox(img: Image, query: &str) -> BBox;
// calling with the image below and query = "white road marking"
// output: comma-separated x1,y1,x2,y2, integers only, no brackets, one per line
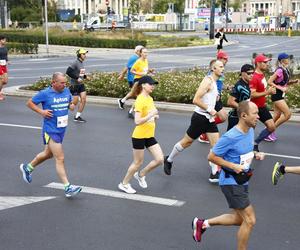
45,182,185,207
0,123,41,130
0,196,56,211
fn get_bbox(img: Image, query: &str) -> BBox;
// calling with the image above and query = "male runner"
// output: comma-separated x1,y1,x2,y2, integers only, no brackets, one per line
272,162,300,185
0,35,9,101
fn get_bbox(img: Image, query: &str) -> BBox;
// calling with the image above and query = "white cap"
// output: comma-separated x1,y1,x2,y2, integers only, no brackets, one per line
134,45,144,53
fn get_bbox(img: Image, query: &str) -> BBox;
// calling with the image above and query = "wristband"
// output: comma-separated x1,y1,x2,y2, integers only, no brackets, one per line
206,106,212,113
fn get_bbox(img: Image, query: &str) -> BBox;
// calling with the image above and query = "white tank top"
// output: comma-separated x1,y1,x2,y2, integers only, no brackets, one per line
194,76,218,120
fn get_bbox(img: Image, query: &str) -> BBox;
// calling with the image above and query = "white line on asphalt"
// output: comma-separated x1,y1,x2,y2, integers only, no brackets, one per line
264,152,300,160
10,75,51,79
0,123,41,130
44,182,185,207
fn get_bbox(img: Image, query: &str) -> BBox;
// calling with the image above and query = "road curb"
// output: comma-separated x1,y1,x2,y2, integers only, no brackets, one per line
3,85,300,122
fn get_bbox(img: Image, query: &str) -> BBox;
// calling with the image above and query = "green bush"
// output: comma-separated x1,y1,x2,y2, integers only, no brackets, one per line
1,32,147,49
25,68,300,109
7,42,38,54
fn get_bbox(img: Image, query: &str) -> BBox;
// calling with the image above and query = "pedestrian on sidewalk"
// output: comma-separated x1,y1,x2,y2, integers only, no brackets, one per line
19,72,82,198
0,35,9,101
192,101,258,249
66,48,89,122
215,28,228,52
118,76,163,194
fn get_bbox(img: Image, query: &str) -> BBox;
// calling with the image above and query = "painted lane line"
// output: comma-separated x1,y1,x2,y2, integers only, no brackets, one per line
45,182,185,207
264,152,300,160
0,123,41,130
0,196,56,211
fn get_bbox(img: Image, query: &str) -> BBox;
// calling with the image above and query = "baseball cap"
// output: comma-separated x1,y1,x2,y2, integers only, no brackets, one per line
138,75,158,85
134,45,144,53
217,50,229,60
77,48,88,55
278,53,289,61
241,64,254,73
254,54,271,64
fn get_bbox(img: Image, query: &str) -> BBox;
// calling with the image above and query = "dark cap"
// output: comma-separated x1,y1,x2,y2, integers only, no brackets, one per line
241,64,254,73
138,75,158,85
278,53,289,61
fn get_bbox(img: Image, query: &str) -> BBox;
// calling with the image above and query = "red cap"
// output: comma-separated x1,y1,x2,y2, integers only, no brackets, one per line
255,54,272,64
217,50,229,60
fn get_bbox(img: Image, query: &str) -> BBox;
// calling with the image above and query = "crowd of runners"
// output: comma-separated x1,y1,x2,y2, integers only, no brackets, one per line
1,33,300,249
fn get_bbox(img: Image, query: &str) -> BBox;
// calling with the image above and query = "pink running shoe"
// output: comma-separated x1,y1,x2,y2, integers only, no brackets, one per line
270,132,277,141
264,134,274,142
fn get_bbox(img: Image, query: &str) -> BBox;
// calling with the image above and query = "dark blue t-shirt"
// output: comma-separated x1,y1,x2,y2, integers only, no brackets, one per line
212,127,254,186
32,87,72,134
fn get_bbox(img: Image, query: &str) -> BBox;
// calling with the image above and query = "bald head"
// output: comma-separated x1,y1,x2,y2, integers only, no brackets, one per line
52,72,65,82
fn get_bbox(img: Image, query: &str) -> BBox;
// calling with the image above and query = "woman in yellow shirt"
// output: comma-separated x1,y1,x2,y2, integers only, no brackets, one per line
118,75,163,194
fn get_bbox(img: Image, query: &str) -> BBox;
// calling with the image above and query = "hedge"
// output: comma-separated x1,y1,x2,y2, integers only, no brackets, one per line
25,68,300,109
7,42,38,54
1,32,147,49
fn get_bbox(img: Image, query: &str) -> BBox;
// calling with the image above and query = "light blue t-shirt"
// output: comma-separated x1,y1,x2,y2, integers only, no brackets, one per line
212,127,254,186
127,54,139,82
32,87,72,134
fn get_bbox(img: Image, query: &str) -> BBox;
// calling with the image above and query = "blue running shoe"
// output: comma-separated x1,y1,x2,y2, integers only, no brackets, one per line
65,185,82,198
19,163,32,183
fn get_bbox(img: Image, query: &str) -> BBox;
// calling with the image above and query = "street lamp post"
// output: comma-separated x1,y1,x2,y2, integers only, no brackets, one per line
209,0,216,40
44,0,49,55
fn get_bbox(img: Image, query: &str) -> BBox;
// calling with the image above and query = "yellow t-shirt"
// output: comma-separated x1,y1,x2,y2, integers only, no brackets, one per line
132,59,148,79
132,94,156,139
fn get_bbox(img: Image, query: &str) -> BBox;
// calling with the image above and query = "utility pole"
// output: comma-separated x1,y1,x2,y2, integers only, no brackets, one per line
0,0,7,29
209,0,215,39
44,0,49,55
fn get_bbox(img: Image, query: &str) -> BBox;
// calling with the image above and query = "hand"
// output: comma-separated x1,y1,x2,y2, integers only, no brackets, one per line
281,87,287,93
209,109,217,116
232,164,244,174
77,78,83,83
69,103,75,111
149,109,158,117
118,74,124,81
267,87,276,95
41,109,53,118
154,114,159,120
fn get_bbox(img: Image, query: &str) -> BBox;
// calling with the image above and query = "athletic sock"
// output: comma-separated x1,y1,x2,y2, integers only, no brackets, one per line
279,165,286,174
121,98,126,103
203,219,210,228
75,112,81,118
129,107,134,113
26,163,34,173
64,183,70,190
255,128,272,144
214,116,223,125
167,142,184,162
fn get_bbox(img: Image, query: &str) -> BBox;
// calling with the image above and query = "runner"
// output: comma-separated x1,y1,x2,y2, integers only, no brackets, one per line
199,50,229,143
265,53,299,142
66,48,89,122
118,76,163,194
163,60,224,183
272,162,300,185
215,28,228,52
250,54,276,153
192,101,258,249
19,72,82,198
117,45,144,109
227,64,254,130
0,35,9,101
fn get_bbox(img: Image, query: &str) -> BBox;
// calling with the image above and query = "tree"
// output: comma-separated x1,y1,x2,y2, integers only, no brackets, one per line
129,0,140,15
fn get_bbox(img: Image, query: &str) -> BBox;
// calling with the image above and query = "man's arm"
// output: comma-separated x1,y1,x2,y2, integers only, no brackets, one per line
208,151,243,174
27,99,52,118
118,67,128,80
227,95,239,109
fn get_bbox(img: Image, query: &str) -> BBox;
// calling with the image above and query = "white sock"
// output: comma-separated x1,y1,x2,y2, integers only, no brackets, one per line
203,219,210,228
129,107,134,113
121,98,126,103
167,142,184,162
75,112,81,118
209,161,218,175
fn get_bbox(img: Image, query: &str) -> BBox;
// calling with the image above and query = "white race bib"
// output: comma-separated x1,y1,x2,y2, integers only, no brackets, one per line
0,60,6,66
57,115,68,128
262,77,268,88
240,152,254,171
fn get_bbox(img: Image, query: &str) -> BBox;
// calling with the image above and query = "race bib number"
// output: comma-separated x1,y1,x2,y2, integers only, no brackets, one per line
262,77,268,88
0,60,6,66
57,115,68,128
79,68,86,77
240,152,254,171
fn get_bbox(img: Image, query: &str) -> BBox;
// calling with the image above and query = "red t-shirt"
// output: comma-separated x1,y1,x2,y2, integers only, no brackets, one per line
250,72,267,108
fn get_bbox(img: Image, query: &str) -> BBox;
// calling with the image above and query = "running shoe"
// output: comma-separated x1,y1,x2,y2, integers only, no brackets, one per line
128,111,134,119
134,172,147,188
272,162,284,185
118,182,136,194
65,185,82,198
118,99,125,110
19,163,32,183
270,132,278,141
74,116,87,123
198,134,209,144
264,134,274,142
192,217,206,242
253,144,259,152
208,172,219,183
163,156,173,175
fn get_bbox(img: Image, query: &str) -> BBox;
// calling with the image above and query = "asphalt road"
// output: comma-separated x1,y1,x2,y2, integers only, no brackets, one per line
1,96,300,250
7,34,300,88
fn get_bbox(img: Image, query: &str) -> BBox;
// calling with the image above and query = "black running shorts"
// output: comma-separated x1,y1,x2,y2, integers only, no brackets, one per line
214,99,223,112
69,84,86,96
186,112,218,140
132,137,158,150
271,89,285,102
258,106,273,123
221,185,250,209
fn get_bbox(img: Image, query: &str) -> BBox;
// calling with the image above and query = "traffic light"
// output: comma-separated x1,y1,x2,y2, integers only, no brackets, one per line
107,6,111,15
221,0,226,13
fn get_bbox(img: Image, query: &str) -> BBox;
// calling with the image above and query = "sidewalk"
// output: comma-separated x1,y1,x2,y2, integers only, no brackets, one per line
4,85,300,123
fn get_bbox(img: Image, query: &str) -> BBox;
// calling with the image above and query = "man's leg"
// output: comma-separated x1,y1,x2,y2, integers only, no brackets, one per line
76,91,86,116
207,132,220,181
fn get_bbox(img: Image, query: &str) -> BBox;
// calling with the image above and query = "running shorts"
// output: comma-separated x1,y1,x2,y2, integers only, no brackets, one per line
271,89,285,102
221,185,250,209
132,137,158,150
258,107,273,123
43,131,65,145
214,99,223,112
186,112,218,140
69,84,86,96
0,65,7,75
227,115,239,131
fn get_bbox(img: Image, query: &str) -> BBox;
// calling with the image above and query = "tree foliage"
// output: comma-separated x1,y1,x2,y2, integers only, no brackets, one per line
153,0,185,14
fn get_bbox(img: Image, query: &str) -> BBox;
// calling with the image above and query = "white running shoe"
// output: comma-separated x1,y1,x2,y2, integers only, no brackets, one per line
134,172,148,188
118,182,136,194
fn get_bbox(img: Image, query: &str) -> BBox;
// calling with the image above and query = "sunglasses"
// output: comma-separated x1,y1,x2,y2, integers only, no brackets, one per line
246,71,254,75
